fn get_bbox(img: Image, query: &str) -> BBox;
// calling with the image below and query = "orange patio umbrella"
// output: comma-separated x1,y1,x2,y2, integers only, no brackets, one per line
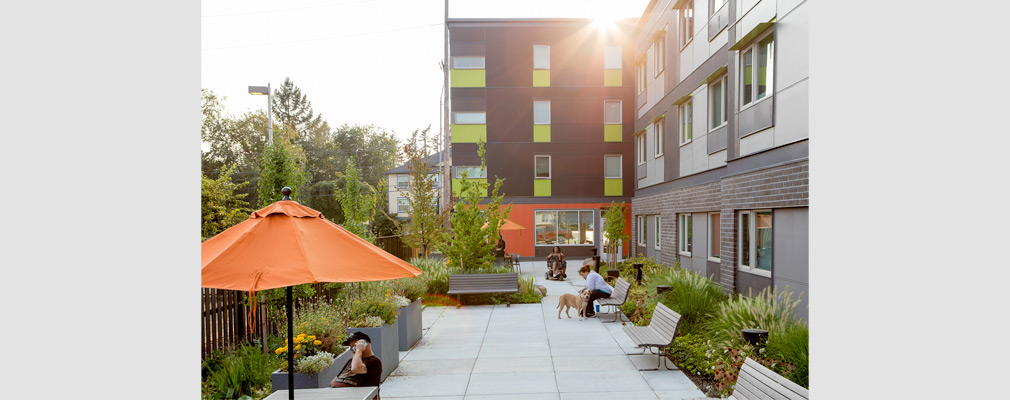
202,189,422,399
482,218,527,236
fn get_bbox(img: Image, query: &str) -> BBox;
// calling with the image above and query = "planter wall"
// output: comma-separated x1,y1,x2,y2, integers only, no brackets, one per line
397,299,423,351
271,348,352,391
348,321,398,382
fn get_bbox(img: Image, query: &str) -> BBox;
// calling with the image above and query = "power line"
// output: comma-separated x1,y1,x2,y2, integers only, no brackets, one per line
202,0,379,18
202,22,443,51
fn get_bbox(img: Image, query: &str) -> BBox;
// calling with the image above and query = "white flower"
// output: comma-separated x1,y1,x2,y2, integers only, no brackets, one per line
392,295,410,308
295,351,335,375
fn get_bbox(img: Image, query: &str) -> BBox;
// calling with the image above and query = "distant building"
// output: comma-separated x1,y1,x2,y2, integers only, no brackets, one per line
383,152,445,219
447,18,637,259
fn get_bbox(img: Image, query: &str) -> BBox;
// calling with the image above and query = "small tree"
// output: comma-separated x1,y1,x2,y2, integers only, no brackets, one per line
396,126,449,257
256,129,307,206
438,141,511,271
201,164,252,241
338,159,377,243
603,202,630,266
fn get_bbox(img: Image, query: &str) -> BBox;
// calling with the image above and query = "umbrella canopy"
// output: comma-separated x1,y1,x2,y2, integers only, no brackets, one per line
482,218,527,234
202,200,422,291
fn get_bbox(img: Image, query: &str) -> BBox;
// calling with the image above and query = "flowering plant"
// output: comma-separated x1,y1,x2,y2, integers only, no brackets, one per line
274,332,331,372
391,294,411,308
295,351,335,375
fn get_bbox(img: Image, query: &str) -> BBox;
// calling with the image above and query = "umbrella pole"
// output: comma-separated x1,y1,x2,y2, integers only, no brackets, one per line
287,286,294,400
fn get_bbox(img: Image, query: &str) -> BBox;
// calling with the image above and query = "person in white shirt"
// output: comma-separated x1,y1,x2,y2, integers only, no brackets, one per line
578,264,613,317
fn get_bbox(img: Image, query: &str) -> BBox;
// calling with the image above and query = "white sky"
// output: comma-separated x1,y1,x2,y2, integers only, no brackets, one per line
201,0,652,142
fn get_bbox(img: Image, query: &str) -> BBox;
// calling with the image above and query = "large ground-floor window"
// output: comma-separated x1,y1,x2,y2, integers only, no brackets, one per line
738,210,772,274
535,210,594,245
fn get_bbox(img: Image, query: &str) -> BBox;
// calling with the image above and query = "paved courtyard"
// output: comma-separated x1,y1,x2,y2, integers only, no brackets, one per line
380,261,706,400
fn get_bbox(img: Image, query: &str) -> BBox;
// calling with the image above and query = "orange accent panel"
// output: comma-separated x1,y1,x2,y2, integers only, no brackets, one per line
492,202,631,258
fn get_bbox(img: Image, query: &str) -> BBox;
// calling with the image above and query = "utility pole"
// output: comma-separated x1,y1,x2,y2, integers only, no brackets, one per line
442,0,451,219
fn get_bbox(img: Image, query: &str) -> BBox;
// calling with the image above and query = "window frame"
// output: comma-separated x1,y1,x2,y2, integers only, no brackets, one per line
533,45,551,69
739,31,775,110
636,59,647,94
654,119,664,157
710,0,727,17
604,45,622,70
707,212,721,262
534,209,596,246
654,215,662,249
680,99,693,146
709,75,727,131
635,134,645,165
678,213,692,256
653,30,666,77
396,174,409,189
397,197,409,214
737,209,772,277
637,215,647,246
604,100,623,124
453,111,486,124
533,100,551,125
679,0,695,49
452,56,485,69
535,155,551,179
604,154,623,179
453,166,487,179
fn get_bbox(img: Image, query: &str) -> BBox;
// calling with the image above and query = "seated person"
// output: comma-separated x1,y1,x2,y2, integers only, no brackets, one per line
494,234,506,264
579,264,613,318
547,246,567,278
330,332,382,388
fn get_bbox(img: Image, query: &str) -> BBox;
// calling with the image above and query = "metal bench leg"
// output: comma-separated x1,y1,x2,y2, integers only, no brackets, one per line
507,293,511,307
602,305,626,323
636,346,659,371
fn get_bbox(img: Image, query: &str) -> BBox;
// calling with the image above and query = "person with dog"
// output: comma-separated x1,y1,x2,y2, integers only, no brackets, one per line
579,264,613,318
547,245,567,279
330,331,382,388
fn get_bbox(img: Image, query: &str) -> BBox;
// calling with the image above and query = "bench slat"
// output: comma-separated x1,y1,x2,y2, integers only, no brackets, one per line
734,358,808,400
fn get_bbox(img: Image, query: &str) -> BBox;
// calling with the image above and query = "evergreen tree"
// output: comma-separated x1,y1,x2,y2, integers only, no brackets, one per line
256,128,308,206
397,126,448,257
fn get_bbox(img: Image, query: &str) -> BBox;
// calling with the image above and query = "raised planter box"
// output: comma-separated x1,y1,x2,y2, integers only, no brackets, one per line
271,348,352,391
397,298,422,351
348,321,398,382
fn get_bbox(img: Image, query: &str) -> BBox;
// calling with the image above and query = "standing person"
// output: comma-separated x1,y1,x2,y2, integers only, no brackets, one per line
579,264,613,317
547,245,567,279
330,331,382,388
494,234,507,264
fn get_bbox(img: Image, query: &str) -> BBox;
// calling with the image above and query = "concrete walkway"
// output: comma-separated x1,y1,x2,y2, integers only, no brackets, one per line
379,261,706,400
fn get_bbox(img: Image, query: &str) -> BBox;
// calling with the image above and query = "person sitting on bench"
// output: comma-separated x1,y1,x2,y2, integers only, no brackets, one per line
579,264,613,318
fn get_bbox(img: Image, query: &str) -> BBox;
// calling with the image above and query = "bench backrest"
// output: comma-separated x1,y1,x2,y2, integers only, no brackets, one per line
647,302,681,344
448,273,519,291
731,357,809,400
611,277,630,302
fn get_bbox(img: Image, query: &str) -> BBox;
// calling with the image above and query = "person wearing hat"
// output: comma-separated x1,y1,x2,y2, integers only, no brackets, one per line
330,331,382,388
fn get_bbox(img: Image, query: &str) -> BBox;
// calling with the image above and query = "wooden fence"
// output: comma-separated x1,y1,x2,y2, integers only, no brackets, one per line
375,235,419,261
201,283,342,359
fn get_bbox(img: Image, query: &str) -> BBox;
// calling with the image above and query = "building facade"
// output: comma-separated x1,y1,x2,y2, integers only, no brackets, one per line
629,0,809,318
446,18,637,260
384,152,445,219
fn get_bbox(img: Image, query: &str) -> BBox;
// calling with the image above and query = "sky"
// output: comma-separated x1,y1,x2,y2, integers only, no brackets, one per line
201,0,652,143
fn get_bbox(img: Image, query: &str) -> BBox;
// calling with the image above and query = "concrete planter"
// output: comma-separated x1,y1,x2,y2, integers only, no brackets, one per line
348,321,398,382
397,298,423,350
271,348,352,391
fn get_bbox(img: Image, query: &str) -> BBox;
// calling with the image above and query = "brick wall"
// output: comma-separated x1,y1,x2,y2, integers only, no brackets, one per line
631,159,808,293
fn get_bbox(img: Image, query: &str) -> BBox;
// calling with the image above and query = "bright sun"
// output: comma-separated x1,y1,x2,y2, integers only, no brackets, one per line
591,13,617,31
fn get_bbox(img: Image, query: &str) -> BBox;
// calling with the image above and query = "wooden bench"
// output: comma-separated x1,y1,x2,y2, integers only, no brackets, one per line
689,357,808,400
596,277,631,323
622,301,681,370
447,273,519,308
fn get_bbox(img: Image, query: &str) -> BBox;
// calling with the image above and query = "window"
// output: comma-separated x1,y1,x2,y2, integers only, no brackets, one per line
637,215,646,246
679,0,694,48
432,173,441,188
708,213,721,261
636,60,647,94
535,155,551,178
534,45,550,69
535,210,594,245
605,155,622,178
710,75,727,129
635,134,644,165
653,30,666,76
738,210,772,274
679,214,692,255
680,99,693,145
604,100,622,124
604,46,622,69
710,0,727,15
741,33,774,107
453,56,485,69
397,197,409,214
534,101,551,125
454,166,486,179
454,112,486,124
397,174,409,189
654,215,662,249
654,120,664,157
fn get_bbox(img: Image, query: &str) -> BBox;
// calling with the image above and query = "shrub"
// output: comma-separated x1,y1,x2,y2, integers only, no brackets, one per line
295,351,335,375
411,257,450,295
621,284,658,326
706,286,803,348
765,320,809,388
669,333,726,378
202,344,279,400
392,275,427,301
512,274,543,304
293,301,347,355
652,268,727,335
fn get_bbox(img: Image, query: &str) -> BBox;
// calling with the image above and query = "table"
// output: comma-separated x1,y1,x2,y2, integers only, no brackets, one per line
263,386,379,400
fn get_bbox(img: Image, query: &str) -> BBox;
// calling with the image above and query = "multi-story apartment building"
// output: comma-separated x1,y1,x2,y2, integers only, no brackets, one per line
446,18,637,260
384,152,445,219
629,0,809,318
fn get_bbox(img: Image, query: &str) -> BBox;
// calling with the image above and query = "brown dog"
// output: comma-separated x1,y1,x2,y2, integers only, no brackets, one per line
557,290,591,320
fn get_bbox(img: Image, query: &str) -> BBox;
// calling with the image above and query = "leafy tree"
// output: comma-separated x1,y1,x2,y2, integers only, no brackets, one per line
302,179,343,223
201,164,253,241
603,202,630,266
438,141,511,271
256,128,308,206
334,123,401,189
202,89,272,206
338,159,377,243
396,126,449,257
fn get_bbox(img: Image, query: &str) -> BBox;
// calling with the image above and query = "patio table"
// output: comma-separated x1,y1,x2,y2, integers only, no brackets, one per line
262,386,378,400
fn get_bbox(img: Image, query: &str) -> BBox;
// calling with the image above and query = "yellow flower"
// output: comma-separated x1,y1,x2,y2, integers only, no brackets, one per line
314,340,322,345
294,337,303,344
308,335,316,341
274,347,284,355
295,344,301,350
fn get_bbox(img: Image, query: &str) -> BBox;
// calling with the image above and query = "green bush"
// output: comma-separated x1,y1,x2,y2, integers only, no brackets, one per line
512,274,543,304
392,275,427,301
620,284,658,326
202,344,279,400
410,257,450,295
293,301,347,355
652,268,727,335
706,286,803,348
765,320,809,388
669,333,726,378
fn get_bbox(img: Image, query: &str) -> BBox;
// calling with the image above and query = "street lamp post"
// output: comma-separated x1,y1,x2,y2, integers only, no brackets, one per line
248,84,273,144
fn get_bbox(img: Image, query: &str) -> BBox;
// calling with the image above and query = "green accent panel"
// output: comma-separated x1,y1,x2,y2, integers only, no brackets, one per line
450,69,486,87
704,66,729,83
450,124,487,143
452,178,488,197
534,179,551,196
672,94,692,106
759,67,767,85
745,66,753,85
729,22,774,51
604,179,623,196
604,69,622,86
604,124,623,142
533,125,551,142
533,70,550,87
